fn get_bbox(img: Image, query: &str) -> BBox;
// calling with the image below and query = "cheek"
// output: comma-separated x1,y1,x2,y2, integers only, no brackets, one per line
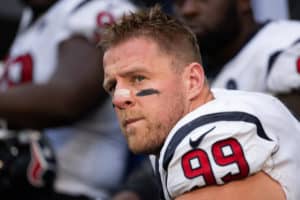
114,109,124,125
147,87,185,128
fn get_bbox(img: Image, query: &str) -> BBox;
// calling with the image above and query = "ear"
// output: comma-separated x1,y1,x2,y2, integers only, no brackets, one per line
183,62,205,101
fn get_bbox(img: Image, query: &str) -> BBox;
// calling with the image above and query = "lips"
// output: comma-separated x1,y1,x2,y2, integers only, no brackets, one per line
123,117,143,127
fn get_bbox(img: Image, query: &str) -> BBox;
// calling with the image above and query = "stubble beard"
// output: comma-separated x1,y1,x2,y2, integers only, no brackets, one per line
125,95,186,155
125,120,168,155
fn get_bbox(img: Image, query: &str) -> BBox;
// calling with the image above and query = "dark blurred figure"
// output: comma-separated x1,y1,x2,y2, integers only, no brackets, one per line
113,158,160,200
0,0,138,199
0,0,22,60
130,0,173,13
0,18,19,60
289,0,300,20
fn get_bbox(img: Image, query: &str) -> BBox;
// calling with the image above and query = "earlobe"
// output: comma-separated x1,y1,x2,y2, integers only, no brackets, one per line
185,62,205,100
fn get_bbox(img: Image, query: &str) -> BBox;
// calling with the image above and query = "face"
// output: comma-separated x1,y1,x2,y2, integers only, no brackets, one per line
103,37,188,154
173,0,241,53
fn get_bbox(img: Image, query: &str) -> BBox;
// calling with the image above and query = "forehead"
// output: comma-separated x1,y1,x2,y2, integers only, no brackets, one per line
103,37,169,75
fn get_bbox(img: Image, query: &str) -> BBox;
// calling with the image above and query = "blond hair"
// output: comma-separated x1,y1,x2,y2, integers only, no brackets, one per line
100,5,202,68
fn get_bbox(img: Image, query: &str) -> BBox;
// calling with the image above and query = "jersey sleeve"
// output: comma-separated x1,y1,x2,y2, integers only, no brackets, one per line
267,41,300,93
64,0,137,42
162,118,278,199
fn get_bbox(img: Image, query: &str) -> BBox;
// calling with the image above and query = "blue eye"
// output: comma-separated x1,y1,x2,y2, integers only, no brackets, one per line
133,75,145,83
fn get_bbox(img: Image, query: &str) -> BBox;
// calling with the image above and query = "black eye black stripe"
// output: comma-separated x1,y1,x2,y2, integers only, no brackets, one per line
136,89,160,96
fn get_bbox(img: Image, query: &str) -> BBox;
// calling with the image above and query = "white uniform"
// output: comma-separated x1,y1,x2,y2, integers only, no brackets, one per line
0,0,136,199
267,40,300,93
151,89,300,200
212,20,300,92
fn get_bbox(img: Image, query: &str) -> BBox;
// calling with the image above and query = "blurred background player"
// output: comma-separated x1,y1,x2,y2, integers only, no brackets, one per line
172,0,300,118
266,41,300,118
0,0,137,199
172,0,300,89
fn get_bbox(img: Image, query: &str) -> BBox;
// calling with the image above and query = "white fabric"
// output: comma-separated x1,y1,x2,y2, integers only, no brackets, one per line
212,20,300,93
151,89,300,200
267,42,300,93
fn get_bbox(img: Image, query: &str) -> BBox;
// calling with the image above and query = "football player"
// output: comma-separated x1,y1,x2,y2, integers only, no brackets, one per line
0,0,136,199
173,0,300,92
102,6,300,200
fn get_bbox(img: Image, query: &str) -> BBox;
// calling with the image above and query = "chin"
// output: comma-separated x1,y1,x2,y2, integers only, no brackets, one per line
128,141,161,155
128,142,147,154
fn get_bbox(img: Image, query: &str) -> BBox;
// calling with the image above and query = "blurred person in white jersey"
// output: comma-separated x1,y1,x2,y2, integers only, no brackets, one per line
0,0,136,199
101,6,300,200
173,0,300,117
266,40,300,118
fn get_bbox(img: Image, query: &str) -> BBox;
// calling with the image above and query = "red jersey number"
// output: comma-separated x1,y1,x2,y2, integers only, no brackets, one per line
182,138,249,185
94,11,115,42
3,53,34,87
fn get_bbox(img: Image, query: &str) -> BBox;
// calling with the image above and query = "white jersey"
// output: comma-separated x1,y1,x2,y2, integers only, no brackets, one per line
1,0,136,199
150,89,300,200
267,40,300,93
212,20,300,92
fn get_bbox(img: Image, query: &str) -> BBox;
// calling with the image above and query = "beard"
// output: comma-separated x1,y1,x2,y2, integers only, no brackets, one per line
125,121,167,155
121,93,186,155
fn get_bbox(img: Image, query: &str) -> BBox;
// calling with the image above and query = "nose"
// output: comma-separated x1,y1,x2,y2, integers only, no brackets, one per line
112,88,134,109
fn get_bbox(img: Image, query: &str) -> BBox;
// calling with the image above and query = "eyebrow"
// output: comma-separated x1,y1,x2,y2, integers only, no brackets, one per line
118,65,148,77
103,65,149,89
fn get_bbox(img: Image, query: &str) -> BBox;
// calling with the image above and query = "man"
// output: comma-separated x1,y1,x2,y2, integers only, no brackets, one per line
101,6,300,200
0,0,136,199
172,0,300,116
172,0,300,90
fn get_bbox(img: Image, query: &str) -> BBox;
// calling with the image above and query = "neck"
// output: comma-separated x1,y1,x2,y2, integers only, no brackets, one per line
190,82,215,112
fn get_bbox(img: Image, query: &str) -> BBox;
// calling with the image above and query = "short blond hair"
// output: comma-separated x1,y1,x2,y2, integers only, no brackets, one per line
100,5,202,68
